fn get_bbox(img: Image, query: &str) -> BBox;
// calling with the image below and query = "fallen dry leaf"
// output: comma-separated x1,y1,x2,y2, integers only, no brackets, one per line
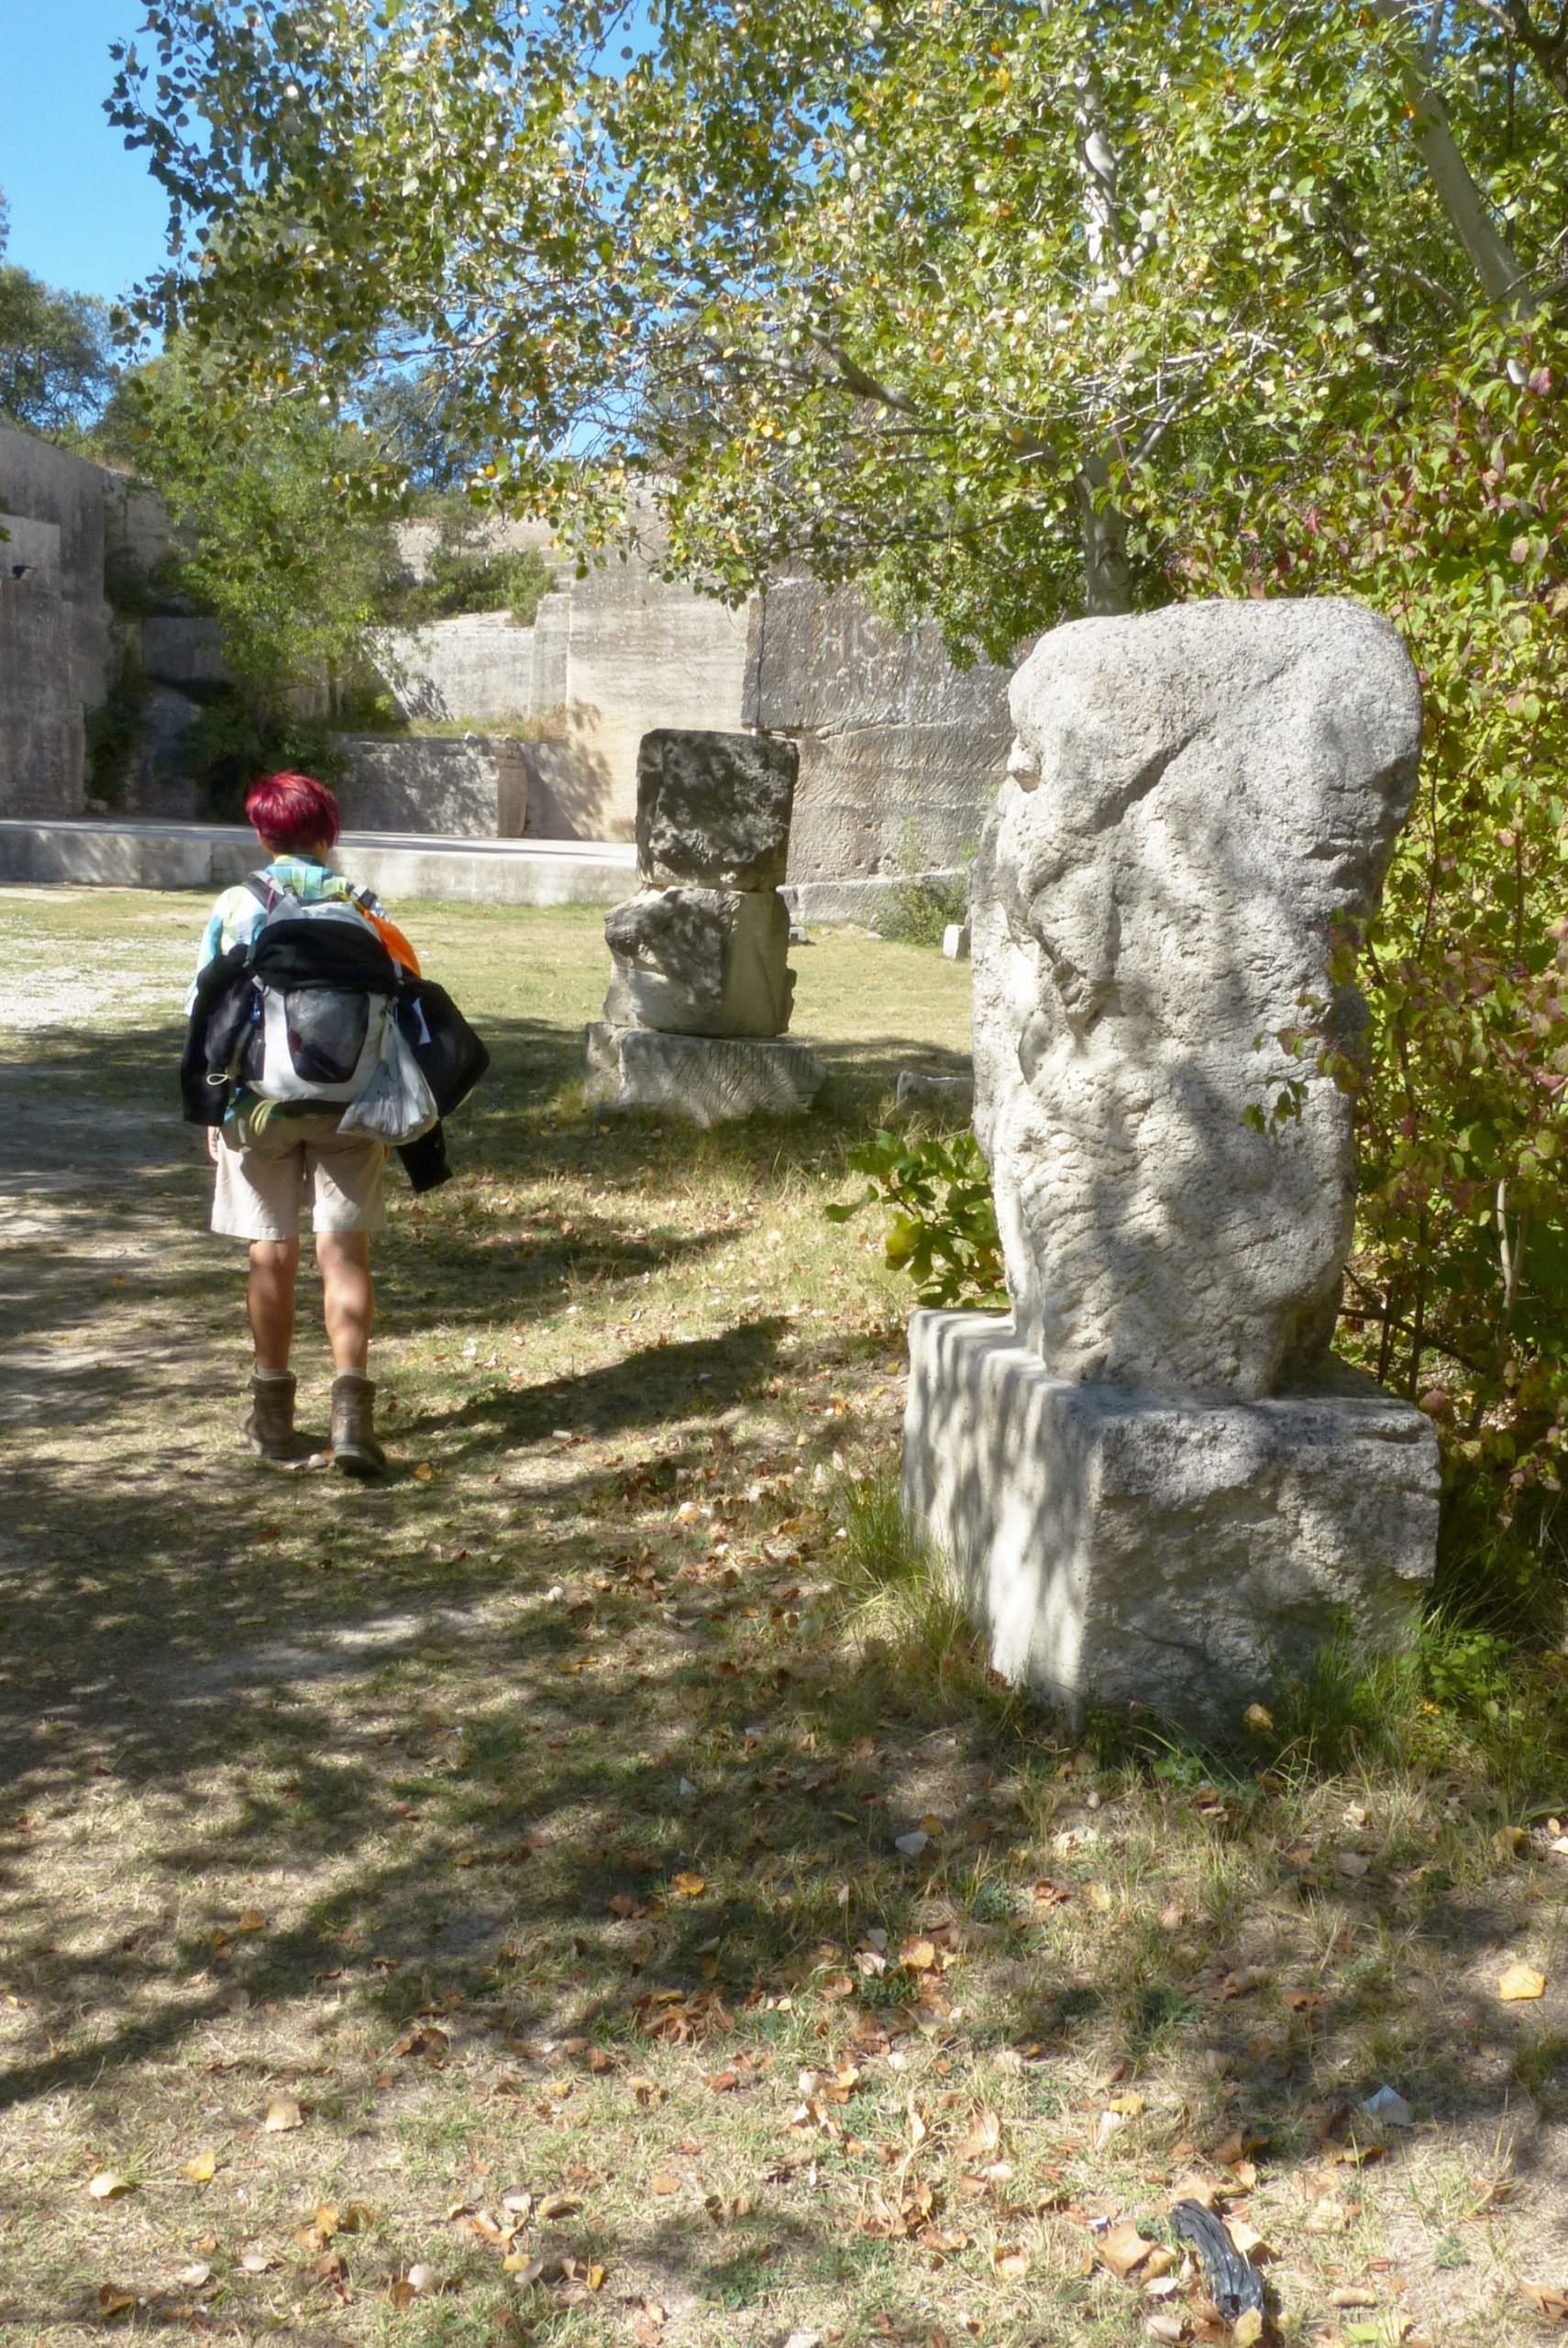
1330,2287,1380,2309
262,2096,304,2132
668,1872,706,1899
957,2110,1001,2160
97,2286,137,2318
992,2244,1031,2278
1243,1702,1275,1731
181,2150,219,2184
650,2172,680,2197
1334,1850,1371,1880
87,2171,134,2200
1100,2220,1157,2278
176,2262,213,2288
1233,2312,1265,2348
1499,1961,1548,2002
240,2247,280,2274
537,2193,581,2220
237,1908,268,1933
900,1936,938,1971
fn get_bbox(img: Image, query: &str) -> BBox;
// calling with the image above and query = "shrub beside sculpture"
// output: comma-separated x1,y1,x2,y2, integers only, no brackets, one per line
902,598,1441,1731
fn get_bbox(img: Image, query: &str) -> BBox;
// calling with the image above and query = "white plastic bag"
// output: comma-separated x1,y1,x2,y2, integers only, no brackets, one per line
337,1015,437,1143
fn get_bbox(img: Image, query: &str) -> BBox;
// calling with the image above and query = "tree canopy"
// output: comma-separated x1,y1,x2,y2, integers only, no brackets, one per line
110,2,1567,643
0,187,117,437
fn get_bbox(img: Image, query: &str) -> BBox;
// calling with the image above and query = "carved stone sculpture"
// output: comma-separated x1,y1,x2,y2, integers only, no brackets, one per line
902,599,1441,1728
972,597,1422,1401
585,727,824,1120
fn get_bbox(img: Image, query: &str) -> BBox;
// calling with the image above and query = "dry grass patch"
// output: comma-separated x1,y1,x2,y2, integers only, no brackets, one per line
1,889,1567,2347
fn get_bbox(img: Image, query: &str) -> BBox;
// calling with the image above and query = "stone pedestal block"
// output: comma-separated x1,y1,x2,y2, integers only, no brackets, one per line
603,884,794,1036
637,728,798,889
584,1024,824,1125
902,1311,1439,1731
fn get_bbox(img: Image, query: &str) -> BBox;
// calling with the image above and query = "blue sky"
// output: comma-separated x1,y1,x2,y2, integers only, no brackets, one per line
0,0,171,304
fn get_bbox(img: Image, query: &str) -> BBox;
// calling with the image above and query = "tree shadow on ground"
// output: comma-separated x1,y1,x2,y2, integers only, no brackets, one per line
1,991,1562,2340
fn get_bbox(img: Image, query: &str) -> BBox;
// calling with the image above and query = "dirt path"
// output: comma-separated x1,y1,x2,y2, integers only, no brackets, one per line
5,890,1568,2348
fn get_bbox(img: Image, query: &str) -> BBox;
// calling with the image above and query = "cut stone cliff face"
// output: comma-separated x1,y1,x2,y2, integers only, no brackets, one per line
970,597,1423,1402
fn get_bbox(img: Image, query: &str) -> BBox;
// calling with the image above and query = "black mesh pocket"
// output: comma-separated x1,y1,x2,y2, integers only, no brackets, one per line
284,988,370,1084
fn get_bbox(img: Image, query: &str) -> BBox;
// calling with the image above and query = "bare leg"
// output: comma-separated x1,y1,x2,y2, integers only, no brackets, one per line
317,1231,374,1373
248,1238,300,1372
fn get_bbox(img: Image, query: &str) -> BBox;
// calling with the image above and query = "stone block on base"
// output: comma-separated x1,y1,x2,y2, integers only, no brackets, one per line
636,728,799,890
901,1310,1439,1732
584,1023,825,1125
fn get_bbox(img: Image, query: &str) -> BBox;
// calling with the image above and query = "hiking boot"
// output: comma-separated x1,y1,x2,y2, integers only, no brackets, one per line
242,1369,305,1461
330,1372,387,1478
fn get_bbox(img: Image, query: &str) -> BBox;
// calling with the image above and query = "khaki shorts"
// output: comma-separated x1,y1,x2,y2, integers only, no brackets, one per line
211,1111,386,1242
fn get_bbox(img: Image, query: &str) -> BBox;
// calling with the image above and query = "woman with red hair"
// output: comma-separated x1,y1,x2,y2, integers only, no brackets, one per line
190,770,398,1475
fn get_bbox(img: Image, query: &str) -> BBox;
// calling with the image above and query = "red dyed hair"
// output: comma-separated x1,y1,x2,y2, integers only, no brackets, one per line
244,770,342,855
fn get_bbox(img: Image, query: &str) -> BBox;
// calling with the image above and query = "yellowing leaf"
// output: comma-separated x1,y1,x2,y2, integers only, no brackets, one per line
237,1908,268,1933
262,2096,304,2132
413,1461,434,1482
88,2171,134,2199
1243,1703,1275,1731
97,2285,137,2316
669,1872,706,1899
182,2151,219,2184
1233,2312,1265,2347
1499,1961,1548,2001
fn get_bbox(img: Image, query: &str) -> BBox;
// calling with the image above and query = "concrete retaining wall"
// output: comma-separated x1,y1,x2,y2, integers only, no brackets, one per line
0,818,638,907
333,734,530,836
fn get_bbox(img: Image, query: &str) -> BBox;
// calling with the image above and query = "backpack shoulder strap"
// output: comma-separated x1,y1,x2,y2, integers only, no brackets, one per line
246,872,276,912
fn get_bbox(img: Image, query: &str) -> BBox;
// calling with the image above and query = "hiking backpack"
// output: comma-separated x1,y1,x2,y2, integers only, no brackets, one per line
237,875,400,1106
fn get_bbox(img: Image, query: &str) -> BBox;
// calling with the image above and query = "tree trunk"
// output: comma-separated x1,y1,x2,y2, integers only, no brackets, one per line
1074,63,1132,615
1371,0,1535,313
1077,453,1132,615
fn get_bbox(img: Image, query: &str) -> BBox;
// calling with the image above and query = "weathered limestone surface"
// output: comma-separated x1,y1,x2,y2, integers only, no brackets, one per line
604,885,794,1037
903,597,1440,1728
746,578,1014,883
141,615,229,689
637,728,798,890
333,736,530,837
380,613,536,725
903,1312,1441,1730
584,1024,824,1124
589,725,810,1113
973,597,1423,1401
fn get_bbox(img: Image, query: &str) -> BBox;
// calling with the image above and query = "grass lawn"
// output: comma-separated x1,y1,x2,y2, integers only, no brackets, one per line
3,886,1568,2348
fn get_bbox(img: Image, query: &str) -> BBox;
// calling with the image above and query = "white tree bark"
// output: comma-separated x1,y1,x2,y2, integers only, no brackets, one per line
1372,0,1535,313
1074,64,1132,615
